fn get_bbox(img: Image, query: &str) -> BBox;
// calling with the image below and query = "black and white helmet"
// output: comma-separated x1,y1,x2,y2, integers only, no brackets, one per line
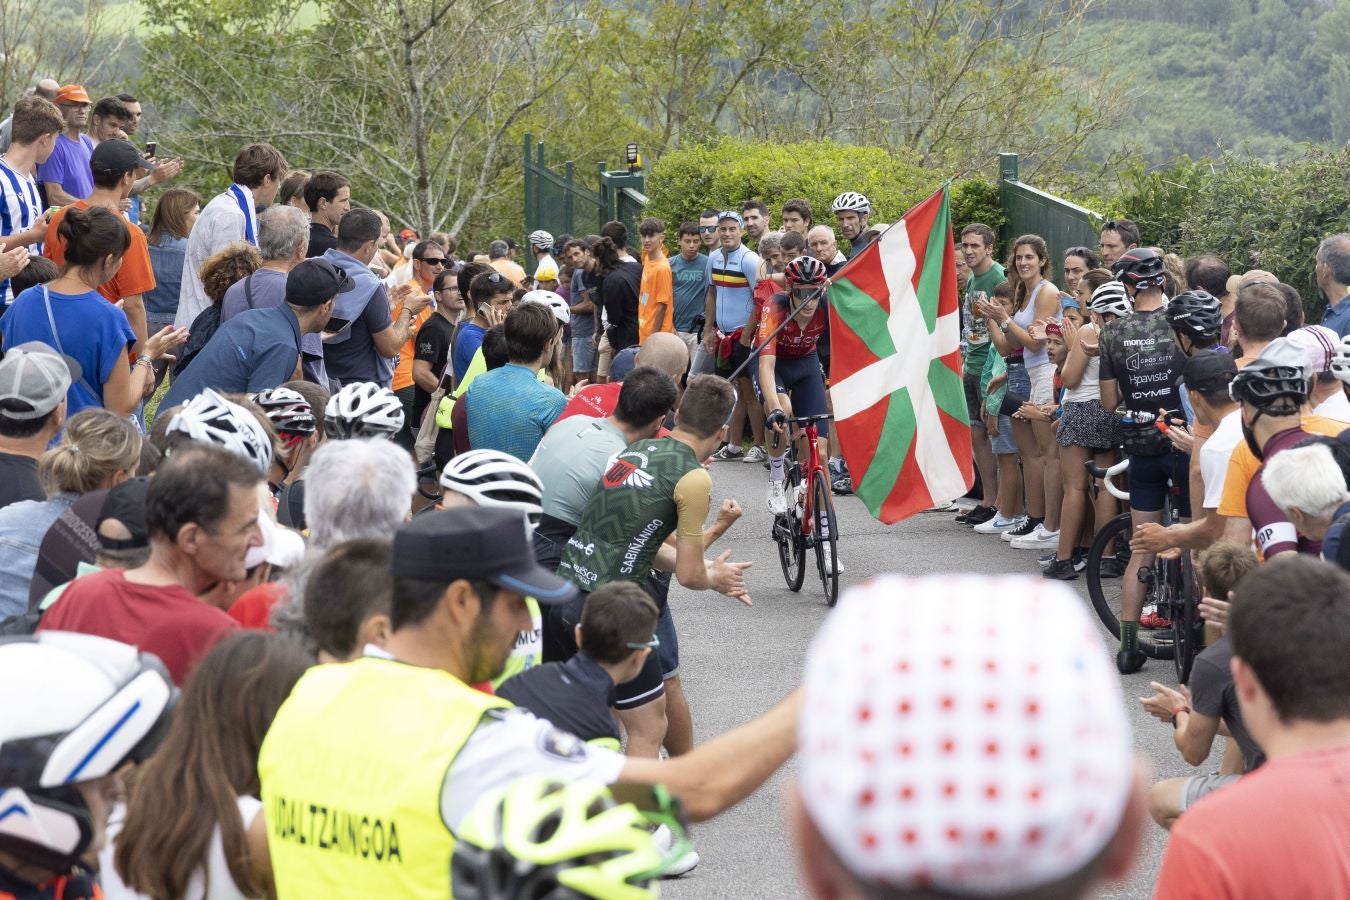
527,230,554,251
831,192,871,215
251,387,316,446
1089,281,1133,319
440,449,544,533
168,388,274,474
521,290,570,325
325,382,405,440
0,633,175,873
1331,333,1350,384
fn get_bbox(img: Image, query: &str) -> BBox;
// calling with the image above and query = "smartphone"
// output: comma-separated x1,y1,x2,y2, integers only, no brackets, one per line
144,141,157,159
323,316,352,333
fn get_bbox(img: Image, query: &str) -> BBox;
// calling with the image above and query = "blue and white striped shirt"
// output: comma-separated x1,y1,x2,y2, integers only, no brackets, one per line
0,156,42,306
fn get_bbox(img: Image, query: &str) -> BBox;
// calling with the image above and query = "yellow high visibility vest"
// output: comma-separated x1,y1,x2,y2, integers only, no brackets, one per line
259,657,508,898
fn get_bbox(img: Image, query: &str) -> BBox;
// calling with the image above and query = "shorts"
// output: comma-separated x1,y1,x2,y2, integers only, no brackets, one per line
716,339,754,380
597,333,613,379
1127,451,1191,517
964,374,984,426
1028,362,1055,404
688,341,716,377
571,335,597,372
1057,399,1119,450
990,416,1018,455
1005,359,1031,402
752,352,829,437
146,313,177,335
1180,772,1240,811
655,603,679,679
675,330,699,360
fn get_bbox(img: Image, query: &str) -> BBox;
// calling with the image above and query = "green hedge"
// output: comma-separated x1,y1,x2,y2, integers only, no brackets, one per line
1112,148,1350,320
645,138,1001,250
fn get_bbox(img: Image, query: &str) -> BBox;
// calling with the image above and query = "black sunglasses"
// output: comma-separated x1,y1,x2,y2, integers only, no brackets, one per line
698,225,717,233
417,257,447,267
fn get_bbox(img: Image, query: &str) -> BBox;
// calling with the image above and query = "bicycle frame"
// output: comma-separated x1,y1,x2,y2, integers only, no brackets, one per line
791,417,828,538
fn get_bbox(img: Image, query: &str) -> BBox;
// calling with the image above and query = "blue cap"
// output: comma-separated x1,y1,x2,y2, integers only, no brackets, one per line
717,210,744,227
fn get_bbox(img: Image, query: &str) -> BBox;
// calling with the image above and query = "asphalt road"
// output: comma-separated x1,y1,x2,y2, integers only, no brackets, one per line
661,457,1217,900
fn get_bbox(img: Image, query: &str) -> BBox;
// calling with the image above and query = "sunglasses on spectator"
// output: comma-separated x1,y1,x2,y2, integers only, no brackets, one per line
417,256,447,266
698,225,717,233
626,634,661,650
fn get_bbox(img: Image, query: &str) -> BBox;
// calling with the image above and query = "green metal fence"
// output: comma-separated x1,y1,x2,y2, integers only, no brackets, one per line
522,134,647,272
998,152,1103,286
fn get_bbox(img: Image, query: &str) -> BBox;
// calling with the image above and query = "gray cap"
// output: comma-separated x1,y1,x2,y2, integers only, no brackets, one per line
1255,337,1309,377
0,342,81,419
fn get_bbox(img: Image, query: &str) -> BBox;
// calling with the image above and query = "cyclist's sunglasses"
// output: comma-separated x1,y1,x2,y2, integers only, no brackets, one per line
626,634,661,650
790,285,824,300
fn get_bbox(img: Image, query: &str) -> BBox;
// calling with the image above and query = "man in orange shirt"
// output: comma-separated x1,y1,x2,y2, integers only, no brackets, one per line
44,139,153,349
637,217,673,343
1154,556,1350,897
390,239,445,447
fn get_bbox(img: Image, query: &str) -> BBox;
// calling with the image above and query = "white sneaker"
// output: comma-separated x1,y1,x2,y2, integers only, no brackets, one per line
743,445,768,463
973,514,1022,535
1001,517,1038,542
820,542,844,574
1011,524,1061,550
766,480,788,516
652,824,701,877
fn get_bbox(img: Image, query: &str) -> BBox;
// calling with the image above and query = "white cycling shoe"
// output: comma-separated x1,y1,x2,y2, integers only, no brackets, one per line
767,480,789,516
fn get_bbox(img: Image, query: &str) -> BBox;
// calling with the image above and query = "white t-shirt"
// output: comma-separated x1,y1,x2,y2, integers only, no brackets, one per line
1201,409,1245,511
1063,324,1101,403
1313,390,1350,424
438,707,626,831
101,796,264,900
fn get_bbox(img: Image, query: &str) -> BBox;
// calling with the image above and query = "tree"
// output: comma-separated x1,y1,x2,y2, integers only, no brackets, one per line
0,0,133,105
139,0,586,235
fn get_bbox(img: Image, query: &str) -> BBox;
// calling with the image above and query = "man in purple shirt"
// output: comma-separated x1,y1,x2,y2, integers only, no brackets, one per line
35,84,95,204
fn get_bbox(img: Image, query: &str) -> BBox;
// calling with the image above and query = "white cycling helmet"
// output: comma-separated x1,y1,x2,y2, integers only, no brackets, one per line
1089,280,1133,319
1331,333,1350,384
168,388,274,474
325,382,405,440
440,449,544,533
0,633,175,873
521,290,570,326
831,191,871,215
527,230,554,250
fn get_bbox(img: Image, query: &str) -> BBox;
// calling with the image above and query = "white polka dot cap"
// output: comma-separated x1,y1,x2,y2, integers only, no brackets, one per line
798,574,1133,895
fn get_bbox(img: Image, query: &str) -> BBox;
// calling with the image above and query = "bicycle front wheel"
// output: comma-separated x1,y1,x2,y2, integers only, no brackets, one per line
811,470,839,607
1086,513,1134,639
775,504,806,593
1172,552,1201,683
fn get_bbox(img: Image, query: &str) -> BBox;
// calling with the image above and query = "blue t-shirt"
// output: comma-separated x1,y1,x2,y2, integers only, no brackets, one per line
36,134,94,201
704,244,760,332
464,363,566,461
569,269,595,340
145,234,188,318
670,252,708,332
161,304,304,410
452,322,487,382
0,285,135,415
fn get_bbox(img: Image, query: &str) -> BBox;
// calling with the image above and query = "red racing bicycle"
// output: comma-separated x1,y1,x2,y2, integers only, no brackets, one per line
770,413,840,606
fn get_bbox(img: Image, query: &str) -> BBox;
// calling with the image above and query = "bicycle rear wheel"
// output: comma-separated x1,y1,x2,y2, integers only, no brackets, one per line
775,471,806,592
1086,513,1133,638
811,470,839,607
1172,553,1201,683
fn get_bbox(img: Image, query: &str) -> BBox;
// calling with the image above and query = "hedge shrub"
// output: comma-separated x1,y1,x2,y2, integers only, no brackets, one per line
645,138,1002,250
1112,147,1350,320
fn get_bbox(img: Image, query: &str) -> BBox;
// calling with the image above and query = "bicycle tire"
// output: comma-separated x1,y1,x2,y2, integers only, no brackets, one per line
775,484,806,593
1172,553,1202,684
811,470,839,607
1086,513,1133,639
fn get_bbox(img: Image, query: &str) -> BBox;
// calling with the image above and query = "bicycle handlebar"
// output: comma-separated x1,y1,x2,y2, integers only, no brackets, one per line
1084,458,1130,502
787,414,834,425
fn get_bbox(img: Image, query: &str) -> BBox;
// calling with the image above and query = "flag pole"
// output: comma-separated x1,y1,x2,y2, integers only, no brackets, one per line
722,286,825,384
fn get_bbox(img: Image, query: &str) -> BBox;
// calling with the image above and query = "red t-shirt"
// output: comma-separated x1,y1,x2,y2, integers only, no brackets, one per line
557,383,621,422
227,581,287,630
39,568,238,685
1155,744,1350,898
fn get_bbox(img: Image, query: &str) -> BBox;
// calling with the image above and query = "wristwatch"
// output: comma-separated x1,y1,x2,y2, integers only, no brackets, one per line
999,320,1011,335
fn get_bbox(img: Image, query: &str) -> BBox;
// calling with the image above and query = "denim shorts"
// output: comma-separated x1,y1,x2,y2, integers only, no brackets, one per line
990,416,1017,454
571,335,597,372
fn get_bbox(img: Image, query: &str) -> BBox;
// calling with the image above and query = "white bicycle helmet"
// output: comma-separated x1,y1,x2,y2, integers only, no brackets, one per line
521,290,571,325
1331,333,1350,384
1089,280,1134,319
528,230,554,250
251,387,316,445
440,449,544,533
168,388,274,474
831,191,871,214
325,382,405,440
0,633,175,873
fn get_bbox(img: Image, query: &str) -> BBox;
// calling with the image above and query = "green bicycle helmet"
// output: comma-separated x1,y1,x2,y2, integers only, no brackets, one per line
451,777,670,900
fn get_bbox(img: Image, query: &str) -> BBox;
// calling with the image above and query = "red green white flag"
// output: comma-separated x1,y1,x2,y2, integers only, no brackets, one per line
827,186,973,524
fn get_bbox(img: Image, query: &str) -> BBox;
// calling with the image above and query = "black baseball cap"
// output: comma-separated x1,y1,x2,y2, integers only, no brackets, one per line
286,258,355,307
1182,350,1237,394
90,139,153,177
96,477,150,551
391,506,576,604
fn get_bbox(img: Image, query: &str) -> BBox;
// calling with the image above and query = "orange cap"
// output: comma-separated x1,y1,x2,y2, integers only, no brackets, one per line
54,84,91,105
